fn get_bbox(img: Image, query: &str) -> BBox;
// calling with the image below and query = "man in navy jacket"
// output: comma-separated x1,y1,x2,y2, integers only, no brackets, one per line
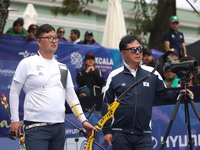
101,34,193,150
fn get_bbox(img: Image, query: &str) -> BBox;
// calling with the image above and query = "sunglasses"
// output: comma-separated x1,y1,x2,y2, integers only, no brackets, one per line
31,28,37,30
124,46,144,53
58,31,65,33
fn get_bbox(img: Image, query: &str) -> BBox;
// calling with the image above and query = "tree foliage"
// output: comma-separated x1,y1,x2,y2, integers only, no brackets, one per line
127,0,157,47
128,0,176,51
51,0,176,51
148,0,176,51
51,0,103,16
0,0,10,40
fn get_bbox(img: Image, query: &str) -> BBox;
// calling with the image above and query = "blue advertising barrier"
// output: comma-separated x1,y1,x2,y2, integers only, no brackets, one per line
0,34,124,89
0,35,200,150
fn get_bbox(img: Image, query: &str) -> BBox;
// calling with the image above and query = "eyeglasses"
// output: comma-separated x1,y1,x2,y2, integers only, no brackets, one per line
164,71,172,73
124,46,144,53
39,36,59,42
58,31,65,33
31,28,37,30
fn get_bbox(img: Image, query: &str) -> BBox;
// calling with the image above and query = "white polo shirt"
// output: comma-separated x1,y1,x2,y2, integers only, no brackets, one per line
10,53,86,123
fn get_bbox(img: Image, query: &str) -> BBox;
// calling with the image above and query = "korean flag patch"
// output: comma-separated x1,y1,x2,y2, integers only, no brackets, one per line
143,82,149,87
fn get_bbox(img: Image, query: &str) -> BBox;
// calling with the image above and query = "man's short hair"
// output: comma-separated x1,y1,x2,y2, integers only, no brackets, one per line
13,20,23,27
17,17,24,24
119,35,141,51
57,27,65,33
71,29,80,38
143,48,152,56
163,63,171,72
35,24,55,39
164,49,178,57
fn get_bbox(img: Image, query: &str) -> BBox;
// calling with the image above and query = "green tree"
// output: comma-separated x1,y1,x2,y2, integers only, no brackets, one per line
127,0,157,48
51,0,103,16
51,0,176,52
0,0,10,40
148,0,176,51
128,0,176,51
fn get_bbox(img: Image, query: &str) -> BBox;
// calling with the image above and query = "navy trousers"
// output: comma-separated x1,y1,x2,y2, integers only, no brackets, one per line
24,123,65,150
111,132,153,150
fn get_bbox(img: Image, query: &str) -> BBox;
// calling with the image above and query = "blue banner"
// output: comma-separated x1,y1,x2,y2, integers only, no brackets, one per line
0,34,123,89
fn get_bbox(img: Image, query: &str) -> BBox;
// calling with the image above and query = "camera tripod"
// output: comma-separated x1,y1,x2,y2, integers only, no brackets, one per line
160,81,200,150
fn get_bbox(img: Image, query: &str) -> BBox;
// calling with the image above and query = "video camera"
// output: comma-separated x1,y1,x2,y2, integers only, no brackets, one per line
166,56,199,82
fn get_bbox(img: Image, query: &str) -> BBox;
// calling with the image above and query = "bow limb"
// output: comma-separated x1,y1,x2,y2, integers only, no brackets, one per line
84,129,96,150
84,101,120,150
85,101,119,150
95,101,120,130
65,118,105,150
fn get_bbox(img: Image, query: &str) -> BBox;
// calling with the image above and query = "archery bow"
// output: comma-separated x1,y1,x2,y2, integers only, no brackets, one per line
65,104,105,150
84,61,159,150
0,94,26,150
65,118,105,150
85,104,103,119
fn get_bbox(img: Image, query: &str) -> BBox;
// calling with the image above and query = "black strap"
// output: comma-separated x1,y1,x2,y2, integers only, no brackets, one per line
117,60,159,102
37,52,68,88
58,63,68,89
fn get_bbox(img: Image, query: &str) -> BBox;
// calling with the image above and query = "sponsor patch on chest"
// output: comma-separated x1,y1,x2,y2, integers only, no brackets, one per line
143,82,149,87
121,83,126,86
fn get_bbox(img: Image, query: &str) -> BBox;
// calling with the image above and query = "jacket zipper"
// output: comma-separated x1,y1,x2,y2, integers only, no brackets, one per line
131,77,137,134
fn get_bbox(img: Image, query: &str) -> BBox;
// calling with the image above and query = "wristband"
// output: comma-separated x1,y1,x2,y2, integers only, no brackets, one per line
82,120,88,124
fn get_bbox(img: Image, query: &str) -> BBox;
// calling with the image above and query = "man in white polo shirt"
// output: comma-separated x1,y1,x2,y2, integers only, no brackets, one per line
9,24,94,150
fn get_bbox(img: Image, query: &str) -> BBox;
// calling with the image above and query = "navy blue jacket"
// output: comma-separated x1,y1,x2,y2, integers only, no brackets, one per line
101,64,179,135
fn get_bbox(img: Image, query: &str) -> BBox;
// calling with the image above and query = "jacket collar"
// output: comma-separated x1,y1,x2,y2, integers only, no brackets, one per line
123,61,142,76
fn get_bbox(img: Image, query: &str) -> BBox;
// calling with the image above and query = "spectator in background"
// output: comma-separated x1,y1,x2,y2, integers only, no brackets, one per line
165,48,179,63
180,55,195,62
178,56,200,86
163,63,180,88
77,87,91,97
79,30,98,45
69,29,82,44
142,48,164,79
57,27,67,41
163,15,187,58
157,48,180,72
6,20,34,39
27,24,38,38
17,17,24,26
76,53,105,97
